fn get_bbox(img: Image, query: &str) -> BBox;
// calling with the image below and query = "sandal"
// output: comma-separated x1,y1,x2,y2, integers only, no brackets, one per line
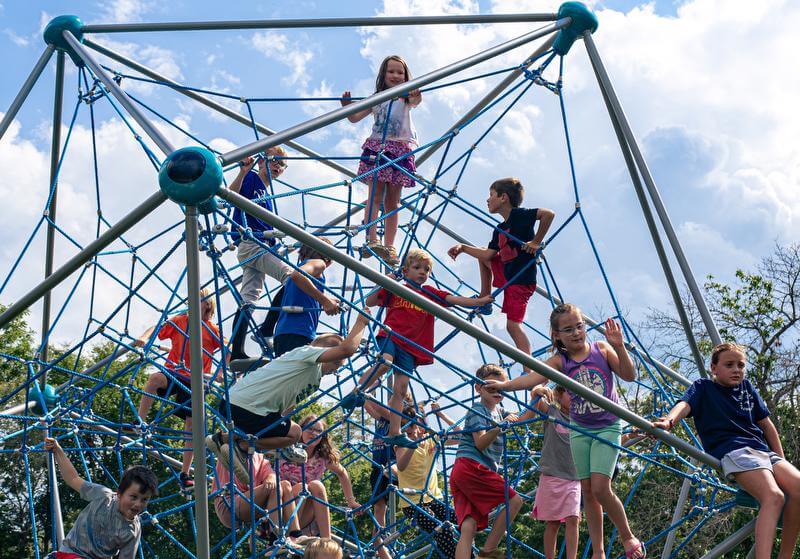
625,540,647,559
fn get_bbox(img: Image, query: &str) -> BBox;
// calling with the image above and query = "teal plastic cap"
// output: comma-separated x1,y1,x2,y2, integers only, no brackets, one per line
30,383,58,415
198,196,220,215
43,15,85,66
553,2,598,56
159,147,223,206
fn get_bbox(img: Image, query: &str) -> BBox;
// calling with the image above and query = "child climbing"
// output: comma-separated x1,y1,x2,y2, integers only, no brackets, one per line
341,55,422,267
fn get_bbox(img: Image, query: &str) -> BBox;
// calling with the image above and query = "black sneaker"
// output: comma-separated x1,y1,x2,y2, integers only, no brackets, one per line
179,472,194,491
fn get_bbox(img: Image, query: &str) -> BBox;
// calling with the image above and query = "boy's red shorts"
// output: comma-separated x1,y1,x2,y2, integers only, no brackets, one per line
449,457,517,531
54,553,83,559
490,255,536,323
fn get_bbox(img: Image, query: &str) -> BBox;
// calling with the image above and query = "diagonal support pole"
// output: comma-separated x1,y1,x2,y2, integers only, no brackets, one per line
0,45,55,142
218,187,720,469
582,32,721,346
699,519,755,559
220,19,570,165
61,31,175,156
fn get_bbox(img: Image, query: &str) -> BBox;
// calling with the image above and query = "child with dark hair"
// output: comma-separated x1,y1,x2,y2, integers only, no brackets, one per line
45,437,158,559
448,177,554,376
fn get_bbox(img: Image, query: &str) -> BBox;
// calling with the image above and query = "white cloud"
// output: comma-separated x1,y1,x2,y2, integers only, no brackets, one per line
96,0,154,24
4,29,31,47
250,31,315,89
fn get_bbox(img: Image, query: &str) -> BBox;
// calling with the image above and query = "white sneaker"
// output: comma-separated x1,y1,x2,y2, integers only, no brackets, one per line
280,444,308,464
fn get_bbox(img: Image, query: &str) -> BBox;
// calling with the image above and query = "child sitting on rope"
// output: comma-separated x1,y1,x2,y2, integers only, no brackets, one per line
44,437,158,559
394,401,458,559
272,238,338,357
132,287,224,490
229,146,340,360
448,177,554,376
654,342,800,559
343,248,493,449
450,364,523,559
206,309,371,485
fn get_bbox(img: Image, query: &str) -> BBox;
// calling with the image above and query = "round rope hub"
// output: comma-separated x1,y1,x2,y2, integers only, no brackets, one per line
158,147,223,206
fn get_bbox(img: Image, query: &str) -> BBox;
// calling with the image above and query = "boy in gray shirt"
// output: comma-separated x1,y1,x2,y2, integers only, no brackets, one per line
45,437,158,559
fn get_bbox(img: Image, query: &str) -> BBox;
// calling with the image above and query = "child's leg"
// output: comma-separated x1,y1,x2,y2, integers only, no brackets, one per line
506,320,533,373
272,479,302,534
137,371,168,420
365,181,386,244
456,516,477,559
478,257,493,297
383,183,402,248
373,497,392,559
388,372,410,437
543,520,561,559
482,493,523,553
253,421,302,451
359,353,393,393
565,516,580,559
589,473,642,557
581,478,605,559
181,416,193,475
773,460,800,559
307,479,332,538
735,468,787,559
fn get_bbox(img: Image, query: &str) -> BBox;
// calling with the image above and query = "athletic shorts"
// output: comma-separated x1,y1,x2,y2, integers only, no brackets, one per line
370,465,394,502
721,447,784,481
225,402,291,439
449,457,517,531
273,333,313,357
156,372,192,420
501,284,536,324
376,336,415,373
569,421,622,479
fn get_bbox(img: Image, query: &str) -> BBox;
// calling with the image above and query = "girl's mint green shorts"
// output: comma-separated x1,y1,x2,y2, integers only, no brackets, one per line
569,420,622,479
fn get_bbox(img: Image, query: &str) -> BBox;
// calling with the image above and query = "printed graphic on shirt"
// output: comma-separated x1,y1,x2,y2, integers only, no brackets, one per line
496,229,518,263
571,364,608,416
735,385,755,413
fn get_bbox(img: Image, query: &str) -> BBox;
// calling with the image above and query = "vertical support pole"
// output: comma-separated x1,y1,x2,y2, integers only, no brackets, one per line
39,50,66,376
0,45,55,141
47,443,65,546
185,205,210,559
582,32,722,346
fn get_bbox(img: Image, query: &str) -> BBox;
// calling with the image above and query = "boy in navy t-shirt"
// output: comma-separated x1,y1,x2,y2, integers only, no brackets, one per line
448,178,554,376
655,343,800,559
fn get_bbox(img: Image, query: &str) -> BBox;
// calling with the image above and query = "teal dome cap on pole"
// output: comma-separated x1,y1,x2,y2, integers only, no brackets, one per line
158,147,223,206
43,16,85,66
553,2,598,56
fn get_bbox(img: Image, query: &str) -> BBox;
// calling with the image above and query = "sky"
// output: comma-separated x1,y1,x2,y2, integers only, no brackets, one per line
0,0,799,397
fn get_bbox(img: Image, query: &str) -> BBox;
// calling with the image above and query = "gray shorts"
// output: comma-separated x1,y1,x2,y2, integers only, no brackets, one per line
721,447,783,481
237,239,292,303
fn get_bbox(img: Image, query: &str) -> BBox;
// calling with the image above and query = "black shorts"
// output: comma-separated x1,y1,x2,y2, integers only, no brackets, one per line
225,402,292,439
273,333,313,358
156,373,192,420
370,465,394,502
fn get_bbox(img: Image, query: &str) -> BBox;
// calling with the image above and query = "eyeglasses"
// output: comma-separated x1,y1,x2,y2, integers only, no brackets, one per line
556,322,586,335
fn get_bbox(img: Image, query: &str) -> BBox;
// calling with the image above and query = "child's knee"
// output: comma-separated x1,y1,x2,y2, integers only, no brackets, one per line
759,487,786,510
280,480,294,497
510,494,524,511
145,372,167,391
460,517,477,537
506,320,522,334
308,479,327,498
287,422,302,443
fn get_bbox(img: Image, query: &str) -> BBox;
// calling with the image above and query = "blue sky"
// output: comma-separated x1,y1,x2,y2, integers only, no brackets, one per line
1,0,798,387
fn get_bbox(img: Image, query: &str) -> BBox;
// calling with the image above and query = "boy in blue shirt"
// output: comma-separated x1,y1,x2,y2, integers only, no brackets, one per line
655,342,800,559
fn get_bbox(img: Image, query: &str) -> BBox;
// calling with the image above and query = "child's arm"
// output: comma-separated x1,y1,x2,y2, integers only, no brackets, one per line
472,426,501,452
133,325,156,347
429,401,455,426
318,309,371,364
757,417,785,458
517,386,552,421
328,461,361,508
408,89,422,107
600,318,636,382
445,292,493,307
291,259,340,316
484,356,556,393
447,244,497,262
364,399,391,421
652,401,692,430
340,91,371,123
522,208,555,254
44,437,85,493
229,157,257,193
395,445,415,472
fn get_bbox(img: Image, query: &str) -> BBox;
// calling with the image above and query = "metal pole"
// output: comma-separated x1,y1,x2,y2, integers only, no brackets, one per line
81,13,558,34
0,45,54,141
83,38,359,180
660,463,696,559
184,205,210,559
218,187,720,469
61,31,175,156
47,449,65,546
220,20,570,165
582,33,722,346
698,519,755,559
585,35,707,380
416,35,557,167
40,51,66,377
0,191,167,330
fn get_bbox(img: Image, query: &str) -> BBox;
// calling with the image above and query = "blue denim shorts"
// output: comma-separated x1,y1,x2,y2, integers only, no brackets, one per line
376,336,415,374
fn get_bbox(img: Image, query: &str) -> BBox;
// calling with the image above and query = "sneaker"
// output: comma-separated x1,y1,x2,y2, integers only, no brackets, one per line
205,432,251,485
373,244,400,267
471,295,493,316
383,434,419,449
340,392,365,412
179,472,194,491
280,444,308,464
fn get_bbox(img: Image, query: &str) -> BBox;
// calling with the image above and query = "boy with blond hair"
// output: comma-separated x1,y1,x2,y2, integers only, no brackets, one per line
343,248,493,448
304,537,343,559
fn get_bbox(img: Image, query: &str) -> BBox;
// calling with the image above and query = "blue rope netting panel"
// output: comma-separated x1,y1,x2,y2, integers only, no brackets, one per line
0,43,737,559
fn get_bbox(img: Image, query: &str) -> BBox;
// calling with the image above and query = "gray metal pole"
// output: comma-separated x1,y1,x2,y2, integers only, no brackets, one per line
40,51,66,377
61,31,175,156
47,450,65,545
220,19,570,165
218,187,720,469
82,13,558,34
582,33,722,346
585,35,707,380
0,45,54,141
698,519,754,559
0,191,167,330
416,35,557,167
82,38,359,180
184,205,210,559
